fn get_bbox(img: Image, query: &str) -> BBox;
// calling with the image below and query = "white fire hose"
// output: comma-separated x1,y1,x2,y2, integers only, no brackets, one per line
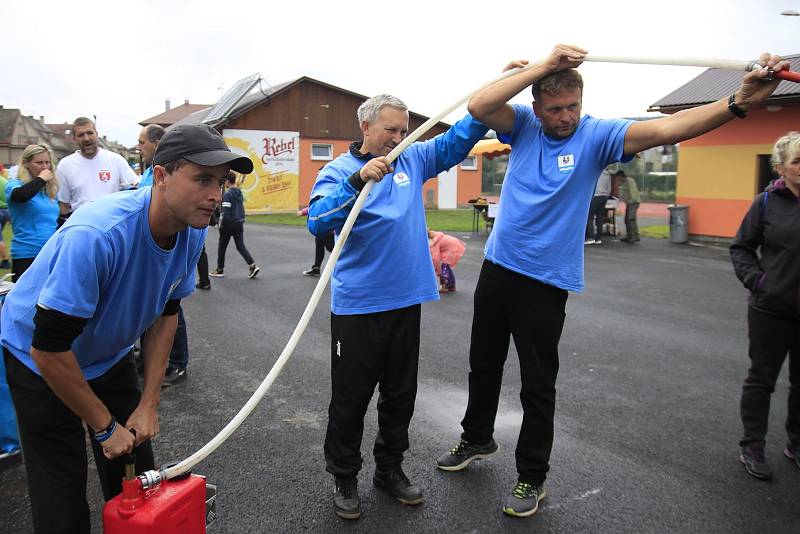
160,51,798,481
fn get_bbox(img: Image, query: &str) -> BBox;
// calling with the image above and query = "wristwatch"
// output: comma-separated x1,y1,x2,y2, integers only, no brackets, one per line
728,94,746,119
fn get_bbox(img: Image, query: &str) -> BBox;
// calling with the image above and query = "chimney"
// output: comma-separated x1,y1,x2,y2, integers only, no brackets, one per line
184,97,190,105
165,99,171,112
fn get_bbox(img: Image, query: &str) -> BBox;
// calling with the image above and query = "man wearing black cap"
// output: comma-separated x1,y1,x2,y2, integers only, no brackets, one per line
0,124,252,534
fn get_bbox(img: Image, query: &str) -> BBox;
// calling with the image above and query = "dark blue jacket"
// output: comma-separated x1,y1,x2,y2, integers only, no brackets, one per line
221,187,245,225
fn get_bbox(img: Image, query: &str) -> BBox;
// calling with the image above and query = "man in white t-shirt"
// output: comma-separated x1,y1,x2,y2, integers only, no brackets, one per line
57,117,138,217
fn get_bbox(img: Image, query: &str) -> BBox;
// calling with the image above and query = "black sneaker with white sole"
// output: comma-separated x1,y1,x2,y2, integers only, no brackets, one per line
248,264,260,279
333,477,361,520
436,438,498,471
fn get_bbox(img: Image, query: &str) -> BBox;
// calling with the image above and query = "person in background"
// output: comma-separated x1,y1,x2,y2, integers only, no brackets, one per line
56,117,138,219
136,125,166,188
135,124,192,387
730,131,800,481
428,229,466,292
4,145,59,281
298,205,334,276
614,170,641,243
585,167,611,245
210,172,260,279
0,164,11,269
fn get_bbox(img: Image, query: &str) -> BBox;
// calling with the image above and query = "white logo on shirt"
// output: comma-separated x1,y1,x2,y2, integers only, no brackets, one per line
557,154,575,173
393,173,411,187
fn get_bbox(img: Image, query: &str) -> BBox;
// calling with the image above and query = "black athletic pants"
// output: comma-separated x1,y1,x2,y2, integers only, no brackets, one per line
217,221,254,269
4,349,154,534
461,260,567,485
740,306,800,447
324,305,421,478
313,233,335,269
197,244,210,286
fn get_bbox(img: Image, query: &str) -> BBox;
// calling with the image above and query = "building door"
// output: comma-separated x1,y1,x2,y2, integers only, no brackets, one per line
437,167,457,209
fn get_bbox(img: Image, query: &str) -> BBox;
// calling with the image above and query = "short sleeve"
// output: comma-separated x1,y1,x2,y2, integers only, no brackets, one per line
37,226,113,318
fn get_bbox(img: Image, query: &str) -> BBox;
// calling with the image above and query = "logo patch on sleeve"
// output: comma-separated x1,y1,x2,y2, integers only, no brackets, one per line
392,173,411,187
557,155,575,174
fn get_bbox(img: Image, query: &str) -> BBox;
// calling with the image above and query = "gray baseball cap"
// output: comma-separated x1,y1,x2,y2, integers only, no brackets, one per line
153,124,253,174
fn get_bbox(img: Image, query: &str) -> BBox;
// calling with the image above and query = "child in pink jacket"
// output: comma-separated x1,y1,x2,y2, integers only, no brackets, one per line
428,230,466,293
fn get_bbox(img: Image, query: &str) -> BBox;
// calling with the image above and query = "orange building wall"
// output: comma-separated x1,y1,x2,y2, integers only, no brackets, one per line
675,104,800,238
298,138,352,206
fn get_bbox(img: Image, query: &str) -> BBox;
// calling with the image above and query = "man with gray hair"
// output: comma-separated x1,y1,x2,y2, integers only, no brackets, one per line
307,95,487,520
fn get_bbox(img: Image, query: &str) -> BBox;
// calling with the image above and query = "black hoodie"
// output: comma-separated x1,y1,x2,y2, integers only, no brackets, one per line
730,179,800,317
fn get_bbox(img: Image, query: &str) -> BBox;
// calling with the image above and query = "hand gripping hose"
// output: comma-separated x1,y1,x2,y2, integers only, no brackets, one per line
160,51,798,481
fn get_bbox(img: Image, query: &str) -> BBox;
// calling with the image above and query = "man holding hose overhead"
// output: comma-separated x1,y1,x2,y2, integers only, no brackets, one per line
0,124,252,534
308,94,487,520
436,44,788,518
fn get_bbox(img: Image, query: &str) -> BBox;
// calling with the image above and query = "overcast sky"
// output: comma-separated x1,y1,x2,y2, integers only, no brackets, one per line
2,0,797,147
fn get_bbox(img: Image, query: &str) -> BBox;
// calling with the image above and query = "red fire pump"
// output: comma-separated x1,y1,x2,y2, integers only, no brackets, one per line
103,455,216,533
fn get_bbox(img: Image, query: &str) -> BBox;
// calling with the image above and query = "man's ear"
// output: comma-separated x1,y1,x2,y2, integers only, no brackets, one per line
531,100,541,119
153,165,167,186
359,120,370,137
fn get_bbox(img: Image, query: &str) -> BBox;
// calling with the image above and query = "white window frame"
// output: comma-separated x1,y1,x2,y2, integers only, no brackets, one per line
311,143,333,161
460,155,478,170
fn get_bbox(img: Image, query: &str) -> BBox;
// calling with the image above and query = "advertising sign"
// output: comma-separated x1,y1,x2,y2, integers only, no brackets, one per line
223,129,299,211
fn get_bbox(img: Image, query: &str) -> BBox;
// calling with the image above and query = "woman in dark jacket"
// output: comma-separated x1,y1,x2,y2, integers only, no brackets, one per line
730,131,800,481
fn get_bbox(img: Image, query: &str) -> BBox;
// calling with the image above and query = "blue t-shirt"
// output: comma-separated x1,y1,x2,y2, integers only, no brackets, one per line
309,114,488,314
4,179,59,259
0,187,206,379
137,166,153,188
486,104,632,292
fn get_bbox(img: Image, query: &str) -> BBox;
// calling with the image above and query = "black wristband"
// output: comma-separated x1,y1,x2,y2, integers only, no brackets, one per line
728,94,746,119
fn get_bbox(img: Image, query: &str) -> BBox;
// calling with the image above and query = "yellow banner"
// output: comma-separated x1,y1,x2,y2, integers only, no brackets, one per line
223,129,299,212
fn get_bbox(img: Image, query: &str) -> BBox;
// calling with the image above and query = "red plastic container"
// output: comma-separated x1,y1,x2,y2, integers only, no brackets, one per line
103,475,207,534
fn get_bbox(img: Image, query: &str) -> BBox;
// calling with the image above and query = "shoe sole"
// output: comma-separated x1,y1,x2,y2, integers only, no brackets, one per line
334,508,361,520
503,488,547,518
209,274,224,278
437,445,498,472
372,477,424,505
739,454,772,480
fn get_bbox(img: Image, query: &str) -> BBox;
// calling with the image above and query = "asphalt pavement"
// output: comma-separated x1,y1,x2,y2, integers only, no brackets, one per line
2,223,799,533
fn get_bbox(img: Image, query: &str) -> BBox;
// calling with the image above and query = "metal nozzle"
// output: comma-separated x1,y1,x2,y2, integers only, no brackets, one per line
138,469,163,490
